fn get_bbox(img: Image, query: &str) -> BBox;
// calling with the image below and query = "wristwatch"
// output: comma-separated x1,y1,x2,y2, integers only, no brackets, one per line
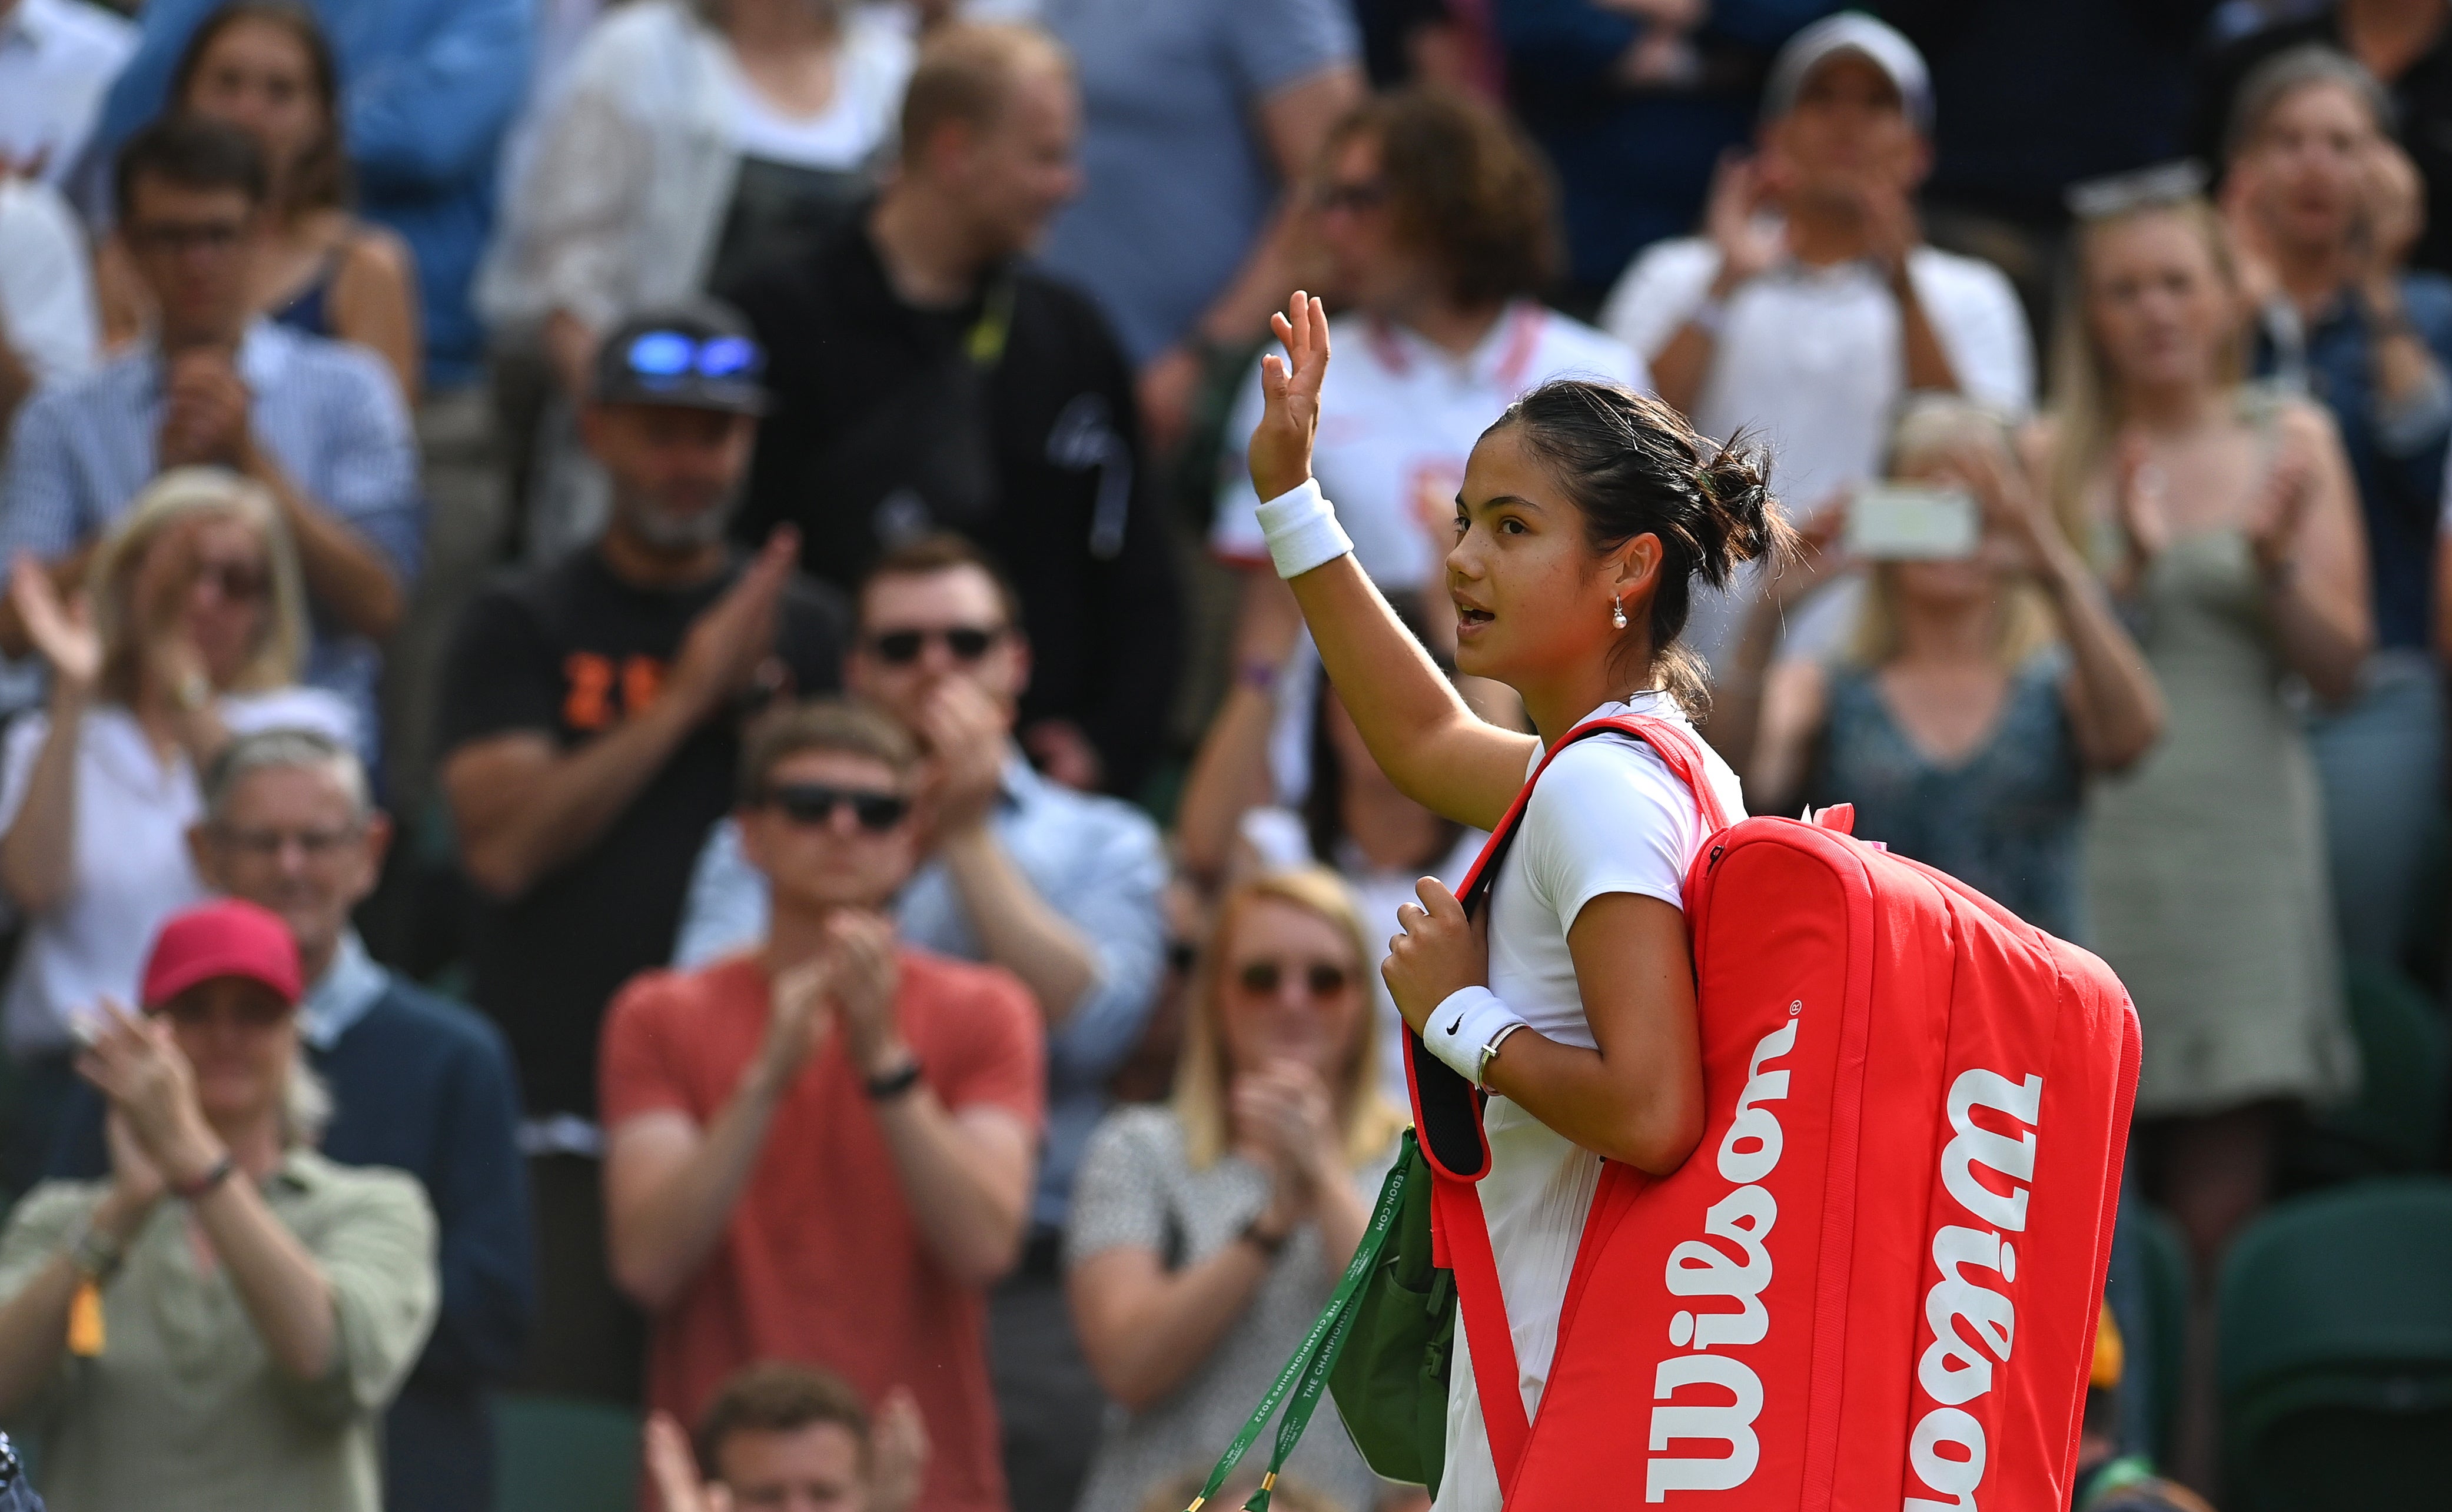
1238,1212,1292,1258
66,1219,124,1283
864,1057,924,1102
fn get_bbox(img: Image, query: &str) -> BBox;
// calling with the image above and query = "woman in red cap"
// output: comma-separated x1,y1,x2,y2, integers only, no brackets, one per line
0,899,437,1512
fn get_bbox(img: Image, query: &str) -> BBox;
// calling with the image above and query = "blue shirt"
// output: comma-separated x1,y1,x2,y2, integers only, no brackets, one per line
93,0,533,388
1036,0,1358,365
675,755,1168,1228
0,321,424,749
2252,274,2452,653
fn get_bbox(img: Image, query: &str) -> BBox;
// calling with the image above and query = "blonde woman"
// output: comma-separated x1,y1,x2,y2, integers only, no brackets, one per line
1715,396,2164,942
2044,186,2370,1277
1066,867,1408,1512
0,468,352,1139
0,899,437,1512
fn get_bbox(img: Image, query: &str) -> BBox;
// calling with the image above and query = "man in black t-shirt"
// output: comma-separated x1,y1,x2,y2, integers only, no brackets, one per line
720,24,1178,797
436,301,845,1401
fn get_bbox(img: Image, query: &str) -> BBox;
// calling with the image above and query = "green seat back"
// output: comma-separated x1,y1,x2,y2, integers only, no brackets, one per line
2217,1179,2452,1511
2134,1204,2191,1464
493,1393,640,1512
2290,962,2448,1182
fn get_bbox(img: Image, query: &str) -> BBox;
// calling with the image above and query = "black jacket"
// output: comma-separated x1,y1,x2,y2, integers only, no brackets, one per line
722,211,1181,795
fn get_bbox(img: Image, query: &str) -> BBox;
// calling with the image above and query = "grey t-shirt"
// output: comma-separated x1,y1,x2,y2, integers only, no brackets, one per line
1065,1105,1395,1512
1036,0,1358,365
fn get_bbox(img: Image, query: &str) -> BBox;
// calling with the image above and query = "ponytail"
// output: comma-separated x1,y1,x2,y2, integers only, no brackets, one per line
1489,380,1791,713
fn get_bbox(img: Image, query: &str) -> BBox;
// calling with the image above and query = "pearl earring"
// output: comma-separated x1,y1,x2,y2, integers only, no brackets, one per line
1611,597,1628,630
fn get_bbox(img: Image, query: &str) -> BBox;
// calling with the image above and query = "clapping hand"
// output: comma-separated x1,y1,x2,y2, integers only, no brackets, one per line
1231,1059,1340,1224
2244,429,2320,579
757,955,836,1087
913,679,1007,839
9,551,99,690
1250,292,1330,504
871,1388,930,1512
1704,151,1787,292
823,911,903,1078
670,527,799,722
156,351,252,470
75,998,224,1191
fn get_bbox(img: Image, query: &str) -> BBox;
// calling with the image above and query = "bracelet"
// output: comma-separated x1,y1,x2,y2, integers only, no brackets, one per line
65,1220,123,1284
1421,986,1531,1089
863,1058,924,1102
1238,1212,1291,1257
171,1154,235,1201
1253,478,1354,581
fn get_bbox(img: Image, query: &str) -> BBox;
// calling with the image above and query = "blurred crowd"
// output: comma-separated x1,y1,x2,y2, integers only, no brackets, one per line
0,0,2446,1510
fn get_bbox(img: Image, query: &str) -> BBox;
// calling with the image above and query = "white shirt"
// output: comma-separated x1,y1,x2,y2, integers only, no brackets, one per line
1600,238,2033,664
1433,693,1745,1512
0,0,135,188
718,10,912,168
1212,302,1649,593
0,177,97,393
0,686,355,1055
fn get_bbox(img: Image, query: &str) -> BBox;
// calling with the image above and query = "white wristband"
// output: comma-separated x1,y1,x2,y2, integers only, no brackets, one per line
1422,986,1530,1089
1254,477,1354,581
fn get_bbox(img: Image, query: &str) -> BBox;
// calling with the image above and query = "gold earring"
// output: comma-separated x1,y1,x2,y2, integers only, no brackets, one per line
1612,597,1628,630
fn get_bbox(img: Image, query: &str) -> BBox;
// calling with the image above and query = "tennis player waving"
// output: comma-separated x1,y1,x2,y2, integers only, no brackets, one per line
1245,293,1792,1510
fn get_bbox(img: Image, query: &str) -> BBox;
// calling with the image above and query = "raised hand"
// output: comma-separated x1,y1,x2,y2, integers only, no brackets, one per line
1950,435,2063,573
9,551,101,690
871,1388,931,1512
1705,151,1786,293
74,998,222,1188
157,351,252,470
2357,137,2425,288
1764,491,1854,612
644,1410,734,1512
2111,433,2172,574
670,526,799,720
913,679,1008,839
1248,291,1331,504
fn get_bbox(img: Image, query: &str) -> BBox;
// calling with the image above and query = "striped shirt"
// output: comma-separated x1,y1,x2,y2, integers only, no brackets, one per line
0,321,423,746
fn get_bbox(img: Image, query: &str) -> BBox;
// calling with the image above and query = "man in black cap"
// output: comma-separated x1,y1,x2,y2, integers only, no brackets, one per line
435,300,848,1402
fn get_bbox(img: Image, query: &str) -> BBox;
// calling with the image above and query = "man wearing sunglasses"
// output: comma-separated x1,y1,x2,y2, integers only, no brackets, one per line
671,533,1166,1512
0,117,420,755
436,299,847,1403
602,699,1041,1512
719,23,1178,797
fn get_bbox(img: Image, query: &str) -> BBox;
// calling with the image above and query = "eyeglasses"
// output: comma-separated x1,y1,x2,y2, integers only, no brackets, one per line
128,220,248,254
1314,178,1389,215
213,824,360,862
760,782,911,832
192,558,269,602
2064,159,2209,221
863,625,1004,666
162,992,291,1029
1234,958,1355,1000
623,330,761,382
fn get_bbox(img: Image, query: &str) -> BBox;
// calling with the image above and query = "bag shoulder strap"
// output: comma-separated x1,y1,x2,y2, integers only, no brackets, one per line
1423,710,1726,1497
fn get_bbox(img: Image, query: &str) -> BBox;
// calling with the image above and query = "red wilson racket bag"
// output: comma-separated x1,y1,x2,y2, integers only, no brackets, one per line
1408,714,2141,1510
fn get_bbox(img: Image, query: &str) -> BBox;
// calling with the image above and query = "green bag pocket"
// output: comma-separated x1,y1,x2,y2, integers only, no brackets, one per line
1327,1134,1454,1493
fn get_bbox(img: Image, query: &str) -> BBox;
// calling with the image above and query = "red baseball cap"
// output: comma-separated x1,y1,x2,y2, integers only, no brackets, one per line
141,899,304,1012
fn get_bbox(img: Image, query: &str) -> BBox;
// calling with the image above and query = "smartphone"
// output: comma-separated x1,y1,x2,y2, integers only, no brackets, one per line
1846,483,1979,561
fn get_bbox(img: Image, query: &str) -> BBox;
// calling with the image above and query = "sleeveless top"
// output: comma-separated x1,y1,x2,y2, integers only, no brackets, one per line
2082,390,2355,1119
270,247,342,340
1808,650,2085,943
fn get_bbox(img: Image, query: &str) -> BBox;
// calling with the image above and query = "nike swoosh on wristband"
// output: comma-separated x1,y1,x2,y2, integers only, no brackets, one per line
1444,1015,1464,1036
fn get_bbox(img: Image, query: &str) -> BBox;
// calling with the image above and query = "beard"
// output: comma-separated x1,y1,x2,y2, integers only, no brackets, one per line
616,484,739,551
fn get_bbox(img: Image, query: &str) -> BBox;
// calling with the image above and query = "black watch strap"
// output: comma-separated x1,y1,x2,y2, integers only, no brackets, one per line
864,1058,924,1102
1238,1212,1291,1257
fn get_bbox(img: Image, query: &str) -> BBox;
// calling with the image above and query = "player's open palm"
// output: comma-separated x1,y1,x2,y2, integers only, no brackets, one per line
1248,291,1331,504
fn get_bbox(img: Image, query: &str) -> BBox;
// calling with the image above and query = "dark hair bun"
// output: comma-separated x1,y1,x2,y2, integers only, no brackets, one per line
1489,380,1795,711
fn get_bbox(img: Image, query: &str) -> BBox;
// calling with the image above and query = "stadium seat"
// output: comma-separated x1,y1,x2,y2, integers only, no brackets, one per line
2134,1204,2190,1463
2217,1178,2452,1512
2281,962,2448,1188
493,1393,640,1512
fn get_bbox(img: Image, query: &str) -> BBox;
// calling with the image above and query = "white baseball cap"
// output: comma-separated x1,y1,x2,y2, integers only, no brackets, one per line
1761,12,1933,134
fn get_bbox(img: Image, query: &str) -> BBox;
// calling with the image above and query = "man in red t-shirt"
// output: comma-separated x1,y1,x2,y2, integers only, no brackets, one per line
600,699,1044,1512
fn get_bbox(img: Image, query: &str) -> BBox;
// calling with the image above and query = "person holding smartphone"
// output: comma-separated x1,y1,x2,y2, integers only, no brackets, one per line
1711,396,2164,943
1242,291,1779,1510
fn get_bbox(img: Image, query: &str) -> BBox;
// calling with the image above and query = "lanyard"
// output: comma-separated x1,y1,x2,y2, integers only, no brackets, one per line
1180,1137,1414,1511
